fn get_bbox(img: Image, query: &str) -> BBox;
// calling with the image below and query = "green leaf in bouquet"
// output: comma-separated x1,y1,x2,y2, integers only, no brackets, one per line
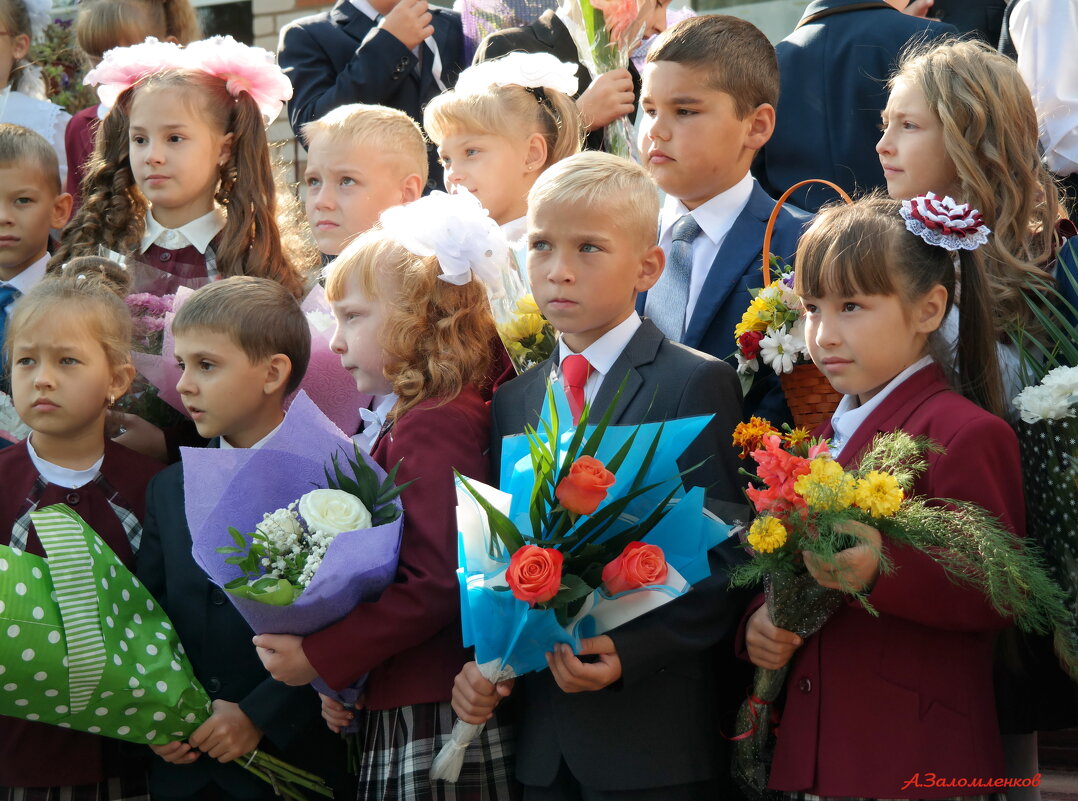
456,470,526,553
224,577,302,606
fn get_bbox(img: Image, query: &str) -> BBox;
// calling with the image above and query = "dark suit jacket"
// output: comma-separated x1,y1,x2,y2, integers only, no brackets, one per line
139,463,336,798
753,0,956,211
278,0,465,190
474,9,641,153
491,319,753,791
0,440,162,789
741,365,1019,796
303,386,490,710
638,181,813,425
931,0,1006,41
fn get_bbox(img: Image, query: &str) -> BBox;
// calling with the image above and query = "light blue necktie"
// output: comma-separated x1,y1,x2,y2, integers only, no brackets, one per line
648,214,702,341
0,284,21,363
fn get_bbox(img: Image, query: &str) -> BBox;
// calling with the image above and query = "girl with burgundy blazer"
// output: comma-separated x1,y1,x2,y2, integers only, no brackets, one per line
0,264,165,796
252,197,520,801
743,195,1022,799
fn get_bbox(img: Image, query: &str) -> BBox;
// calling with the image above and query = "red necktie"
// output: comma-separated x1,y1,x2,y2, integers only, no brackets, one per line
561,354,593,425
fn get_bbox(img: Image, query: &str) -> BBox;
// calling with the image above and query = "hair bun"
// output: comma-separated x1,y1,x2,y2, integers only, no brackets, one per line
55,256,132,298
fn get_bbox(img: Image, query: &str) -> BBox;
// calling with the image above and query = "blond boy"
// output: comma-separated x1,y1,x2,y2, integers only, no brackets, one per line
303,104,427,256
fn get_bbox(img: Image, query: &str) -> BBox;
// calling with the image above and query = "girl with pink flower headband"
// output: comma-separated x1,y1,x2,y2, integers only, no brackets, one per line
51,36,315,299
744,193,1025,801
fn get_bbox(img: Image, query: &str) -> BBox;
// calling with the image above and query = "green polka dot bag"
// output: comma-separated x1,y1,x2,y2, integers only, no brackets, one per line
0,504,331,800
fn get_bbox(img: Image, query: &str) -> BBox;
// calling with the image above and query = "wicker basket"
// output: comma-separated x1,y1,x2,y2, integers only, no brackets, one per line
761,179,852,431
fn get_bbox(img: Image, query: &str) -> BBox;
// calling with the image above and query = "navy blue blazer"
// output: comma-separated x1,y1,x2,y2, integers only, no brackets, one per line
138,463,341,798
753,0,956,211
638,180,812,424
278,0,465,190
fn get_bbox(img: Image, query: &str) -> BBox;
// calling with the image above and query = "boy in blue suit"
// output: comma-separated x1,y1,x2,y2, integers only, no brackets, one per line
454,151,752,801
137,278,342,801
278,0,464,192
637,15,812,425
753,0,956,211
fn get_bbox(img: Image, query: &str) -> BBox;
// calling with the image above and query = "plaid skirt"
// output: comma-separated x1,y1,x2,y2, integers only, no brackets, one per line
357,701,520,801
1,774,149,801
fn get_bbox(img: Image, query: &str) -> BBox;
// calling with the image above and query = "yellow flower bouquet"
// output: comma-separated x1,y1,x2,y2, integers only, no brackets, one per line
729,420,1078,800
495,294,557,373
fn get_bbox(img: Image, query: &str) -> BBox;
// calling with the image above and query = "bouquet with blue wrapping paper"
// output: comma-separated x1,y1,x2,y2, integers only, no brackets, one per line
430,383,732,780
0,504,332,799
184,392,405,732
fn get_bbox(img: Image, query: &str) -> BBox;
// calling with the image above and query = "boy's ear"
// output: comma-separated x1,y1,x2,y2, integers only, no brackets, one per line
400,173,423,204
524,133,548,174
635,244,665,293
218,132,235,168
744,103,776,151
50,193,74,230
262,353,293,396
915,283,949,333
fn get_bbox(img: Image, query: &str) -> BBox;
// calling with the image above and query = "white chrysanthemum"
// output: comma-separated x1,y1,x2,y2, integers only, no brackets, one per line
735,353,759,376
759,327,799,374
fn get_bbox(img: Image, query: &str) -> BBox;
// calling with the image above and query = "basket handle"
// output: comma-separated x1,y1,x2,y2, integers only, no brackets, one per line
761,179,854,287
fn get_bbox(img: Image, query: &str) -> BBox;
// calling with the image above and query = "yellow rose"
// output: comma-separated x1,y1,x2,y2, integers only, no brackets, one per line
853,471,904,517
795,457,856,511
747,516,788,554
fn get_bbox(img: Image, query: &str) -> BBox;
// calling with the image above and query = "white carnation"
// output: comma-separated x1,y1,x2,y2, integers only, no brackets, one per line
298,488,371,536
1013,364,1078,423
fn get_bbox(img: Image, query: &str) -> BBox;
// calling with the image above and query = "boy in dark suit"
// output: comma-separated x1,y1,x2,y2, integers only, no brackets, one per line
453,151,750,801
278,0,464,191
637,16,812,425
753,0,956,211
137,278,340,801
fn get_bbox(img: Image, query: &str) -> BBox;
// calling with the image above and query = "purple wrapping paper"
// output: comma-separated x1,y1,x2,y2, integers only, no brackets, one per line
182,393,402,725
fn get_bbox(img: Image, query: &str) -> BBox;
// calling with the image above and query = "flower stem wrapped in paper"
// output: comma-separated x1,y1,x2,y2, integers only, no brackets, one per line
0,504,332,800
184,393,406,737
430,382,732,781
727,419,1078,800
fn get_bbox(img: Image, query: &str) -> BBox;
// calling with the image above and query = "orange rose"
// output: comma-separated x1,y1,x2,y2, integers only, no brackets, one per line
506,545,564,605
555,456,616,516
601,542,668,595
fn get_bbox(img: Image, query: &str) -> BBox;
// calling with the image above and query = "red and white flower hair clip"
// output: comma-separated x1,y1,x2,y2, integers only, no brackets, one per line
84,35,293,123
900,192,991,251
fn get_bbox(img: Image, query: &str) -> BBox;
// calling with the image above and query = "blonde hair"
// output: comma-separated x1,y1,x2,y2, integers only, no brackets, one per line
172,277,311,394
7,257,133,374
303,103,429,187
424,74,583,168
51,70,309,298
894,38,1064,332
794,194,1004,418
76,0,201,60
528,151,660,248
324,228,496,419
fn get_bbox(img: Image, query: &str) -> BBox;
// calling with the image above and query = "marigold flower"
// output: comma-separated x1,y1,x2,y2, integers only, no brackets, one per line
794,457,856,511
853,471,904,517
732,417,779,459
747,516,788,554
784,427,811,450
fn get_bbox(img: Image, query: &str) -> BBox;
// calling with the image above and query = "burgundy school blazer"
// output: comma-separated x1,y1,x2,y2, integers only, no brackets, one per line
303,386,490,711
0,440,164,788
739,365,1022,798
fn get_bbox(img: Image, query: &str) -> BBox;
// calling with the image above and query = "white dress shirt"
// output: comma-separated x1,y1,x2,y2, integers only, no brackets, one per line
827,355,934,459
27,436,103,489
1,253,48,296
219,420,284,450
646,172,755,332
1010,0,1078,177
140,207,227,256
554,313,642,407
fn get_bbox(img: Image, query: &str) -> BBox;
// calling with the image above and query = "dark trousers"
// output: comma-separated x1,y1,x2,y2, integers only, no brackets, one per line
522,761,717,801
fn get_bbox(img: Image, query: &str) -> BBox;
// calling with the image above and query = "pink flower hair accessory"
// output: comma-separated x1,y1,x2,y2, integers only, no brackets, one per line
84,37,187,109
900,192,991,251
183,36,293,122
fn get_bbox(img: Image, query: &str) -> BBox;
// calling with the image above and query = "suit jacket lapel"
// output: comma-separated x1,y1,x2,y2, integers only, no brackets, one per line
333,0,376,42
682,183,772,349
591,320,662,423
